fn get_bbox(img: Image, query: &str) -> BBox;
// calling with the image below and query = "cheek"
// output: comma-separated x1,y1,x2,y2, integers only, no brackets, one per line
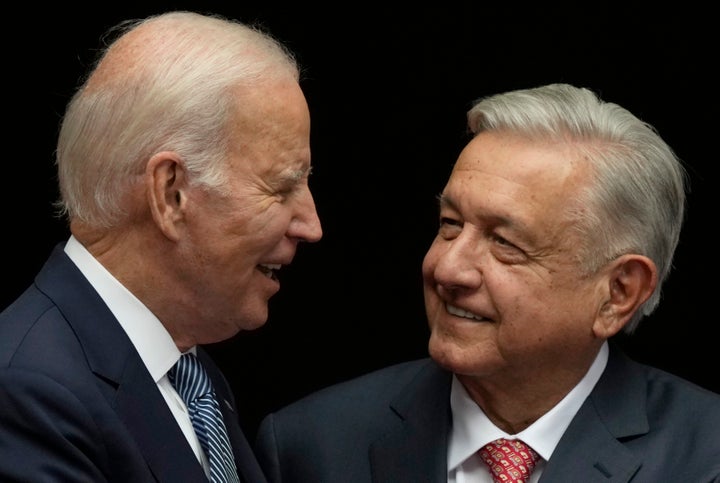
487,270,554,329
225,198,285,241
500,277,594,340
254,209,292,242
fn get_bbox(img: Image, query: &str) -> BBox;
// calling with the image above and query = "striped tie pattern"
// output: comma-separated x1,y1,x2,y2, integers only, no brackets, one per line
169,353,240,483
479,438,539,483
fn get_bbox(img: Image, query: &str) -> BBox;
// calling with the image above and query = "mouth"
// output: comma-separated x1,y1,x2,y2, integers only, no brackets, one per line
446,304,490,322
258,263,282,281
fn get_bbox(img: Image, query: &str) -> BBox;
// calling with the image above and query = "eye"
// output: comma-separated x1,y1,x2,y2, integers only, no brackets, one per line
438,216,462,239
274,178,304,201
439,216,461,227
277,184,296,198
491,233,513,247
275,167,311,201
490,232,528,264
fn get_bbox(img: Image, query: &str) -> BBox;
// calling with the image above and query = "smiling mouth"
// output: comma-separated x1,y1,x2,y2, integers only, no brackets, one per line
446,304,489,322
258,264,281,280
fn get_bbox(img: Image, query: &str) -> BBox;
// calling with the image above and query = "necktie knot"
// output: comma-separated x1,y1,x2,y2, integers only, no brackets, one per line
169,353,213,404
479,438,539,483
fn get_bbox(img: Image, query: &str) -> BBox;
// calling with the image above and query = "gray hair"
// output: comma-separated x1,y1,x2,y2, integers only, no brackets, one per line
55,11,299,228
467,83,687,333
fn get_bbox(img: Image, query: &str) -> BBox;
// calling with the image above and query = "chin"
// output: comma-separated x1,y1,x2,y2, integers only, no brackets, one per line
234,301,270,329
428,333,497,377
428,333,461,371
240,315,269,332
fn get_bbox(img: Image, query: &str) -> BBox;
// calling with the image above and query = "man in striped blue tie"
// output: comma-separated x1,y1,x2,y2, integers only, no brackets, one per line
0,10,322,482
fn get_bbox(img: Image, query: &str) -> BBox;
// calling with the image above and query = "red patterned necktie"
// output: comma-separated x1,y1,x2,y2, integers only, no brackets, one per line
478,438,540,483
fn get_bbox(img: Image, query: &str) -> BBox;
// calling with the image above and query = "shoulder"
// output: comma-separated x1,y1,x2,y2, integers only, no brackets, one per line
597,344,720,454
259,358,445,431
255,357,448,472
610,345,720,410
641,360,720,422
256,358,452,481
289,358,438,409
0,244,81,367
616,353,720,478
0,278,109,396
0,284,70,367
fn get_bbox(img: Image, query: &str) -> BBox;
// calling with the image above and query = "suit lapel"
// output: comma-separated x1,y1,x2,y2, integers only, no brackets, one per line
36,245,208,482
359,345,647,483
114,355,208,481
540,345,647,482
369,360,452,483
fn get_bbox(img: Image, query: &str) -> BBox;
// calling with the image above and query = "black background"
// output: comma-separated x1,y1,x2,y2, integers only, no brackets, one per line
5,3,717,435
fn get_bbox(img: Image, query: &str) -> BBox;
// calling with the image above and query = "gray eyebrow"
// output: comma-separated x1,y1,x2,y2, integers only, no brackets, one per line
286,165,313,182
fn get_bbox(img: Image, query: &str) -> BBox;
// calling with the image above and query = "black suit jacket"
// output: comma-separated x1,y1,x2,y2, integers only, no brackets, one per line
0,243,267,482
255,345,720,482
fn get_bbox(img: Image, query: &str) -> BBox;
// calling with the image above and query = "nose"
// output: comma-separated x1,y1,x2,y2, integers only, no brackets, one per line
424,232,483,292
289,189,323,243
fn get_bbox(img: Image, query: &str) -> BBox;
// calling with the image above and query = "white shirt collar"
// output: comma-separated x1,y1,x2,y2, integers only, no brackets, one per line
448,342,609,469
63,235,183,381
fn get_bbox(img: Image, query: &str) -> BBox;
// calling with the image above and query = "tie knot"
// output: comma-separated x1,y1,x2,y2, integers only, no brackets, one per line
168,353,213,404
479,438,540,483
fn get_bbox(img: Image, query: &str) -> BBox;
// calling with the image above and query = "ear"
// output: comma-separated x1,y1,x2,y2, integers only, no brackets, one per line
593,254,658,339
146,151,188,241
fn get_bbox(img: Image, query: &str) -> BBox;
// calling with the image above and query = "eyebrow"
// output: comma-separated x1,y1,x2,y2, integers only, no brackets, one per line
438,192,523,232
282,165,313,184
437,193,457,211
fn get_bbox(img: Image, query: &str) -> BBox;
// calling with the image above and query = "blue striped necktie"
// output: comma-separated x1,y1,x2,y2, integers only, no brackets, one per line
169,353,240,483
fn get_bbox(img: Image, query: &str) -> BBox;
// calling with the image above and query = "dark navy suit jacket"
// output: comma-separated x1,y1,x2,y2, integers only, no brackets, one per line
256,343,720,482
0,243,267,482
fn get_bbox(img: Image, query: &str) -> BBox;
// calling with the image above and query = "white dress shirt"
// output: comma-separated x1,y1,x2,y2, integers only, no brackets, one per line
64,236,210,477
447,342,609,483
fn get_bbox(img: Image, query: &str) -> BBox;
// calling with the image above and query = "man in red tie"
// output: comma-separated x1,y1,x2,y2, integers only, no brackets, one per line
254,83,720,482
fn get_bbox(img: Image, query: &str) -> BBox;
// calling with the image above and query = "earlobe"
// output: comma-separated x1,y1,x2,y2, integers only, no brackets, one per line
593,254,658,339
146,151,187,241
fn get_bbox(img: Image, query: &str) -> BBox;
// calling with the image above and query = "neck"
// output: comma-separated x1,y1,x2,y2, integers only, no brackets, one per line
457,354,598,434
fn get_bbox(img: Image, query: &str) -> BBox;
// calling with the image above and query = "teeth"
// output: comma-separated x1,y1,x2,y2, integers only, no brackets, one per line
447,304,485,321
258,264,281,278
